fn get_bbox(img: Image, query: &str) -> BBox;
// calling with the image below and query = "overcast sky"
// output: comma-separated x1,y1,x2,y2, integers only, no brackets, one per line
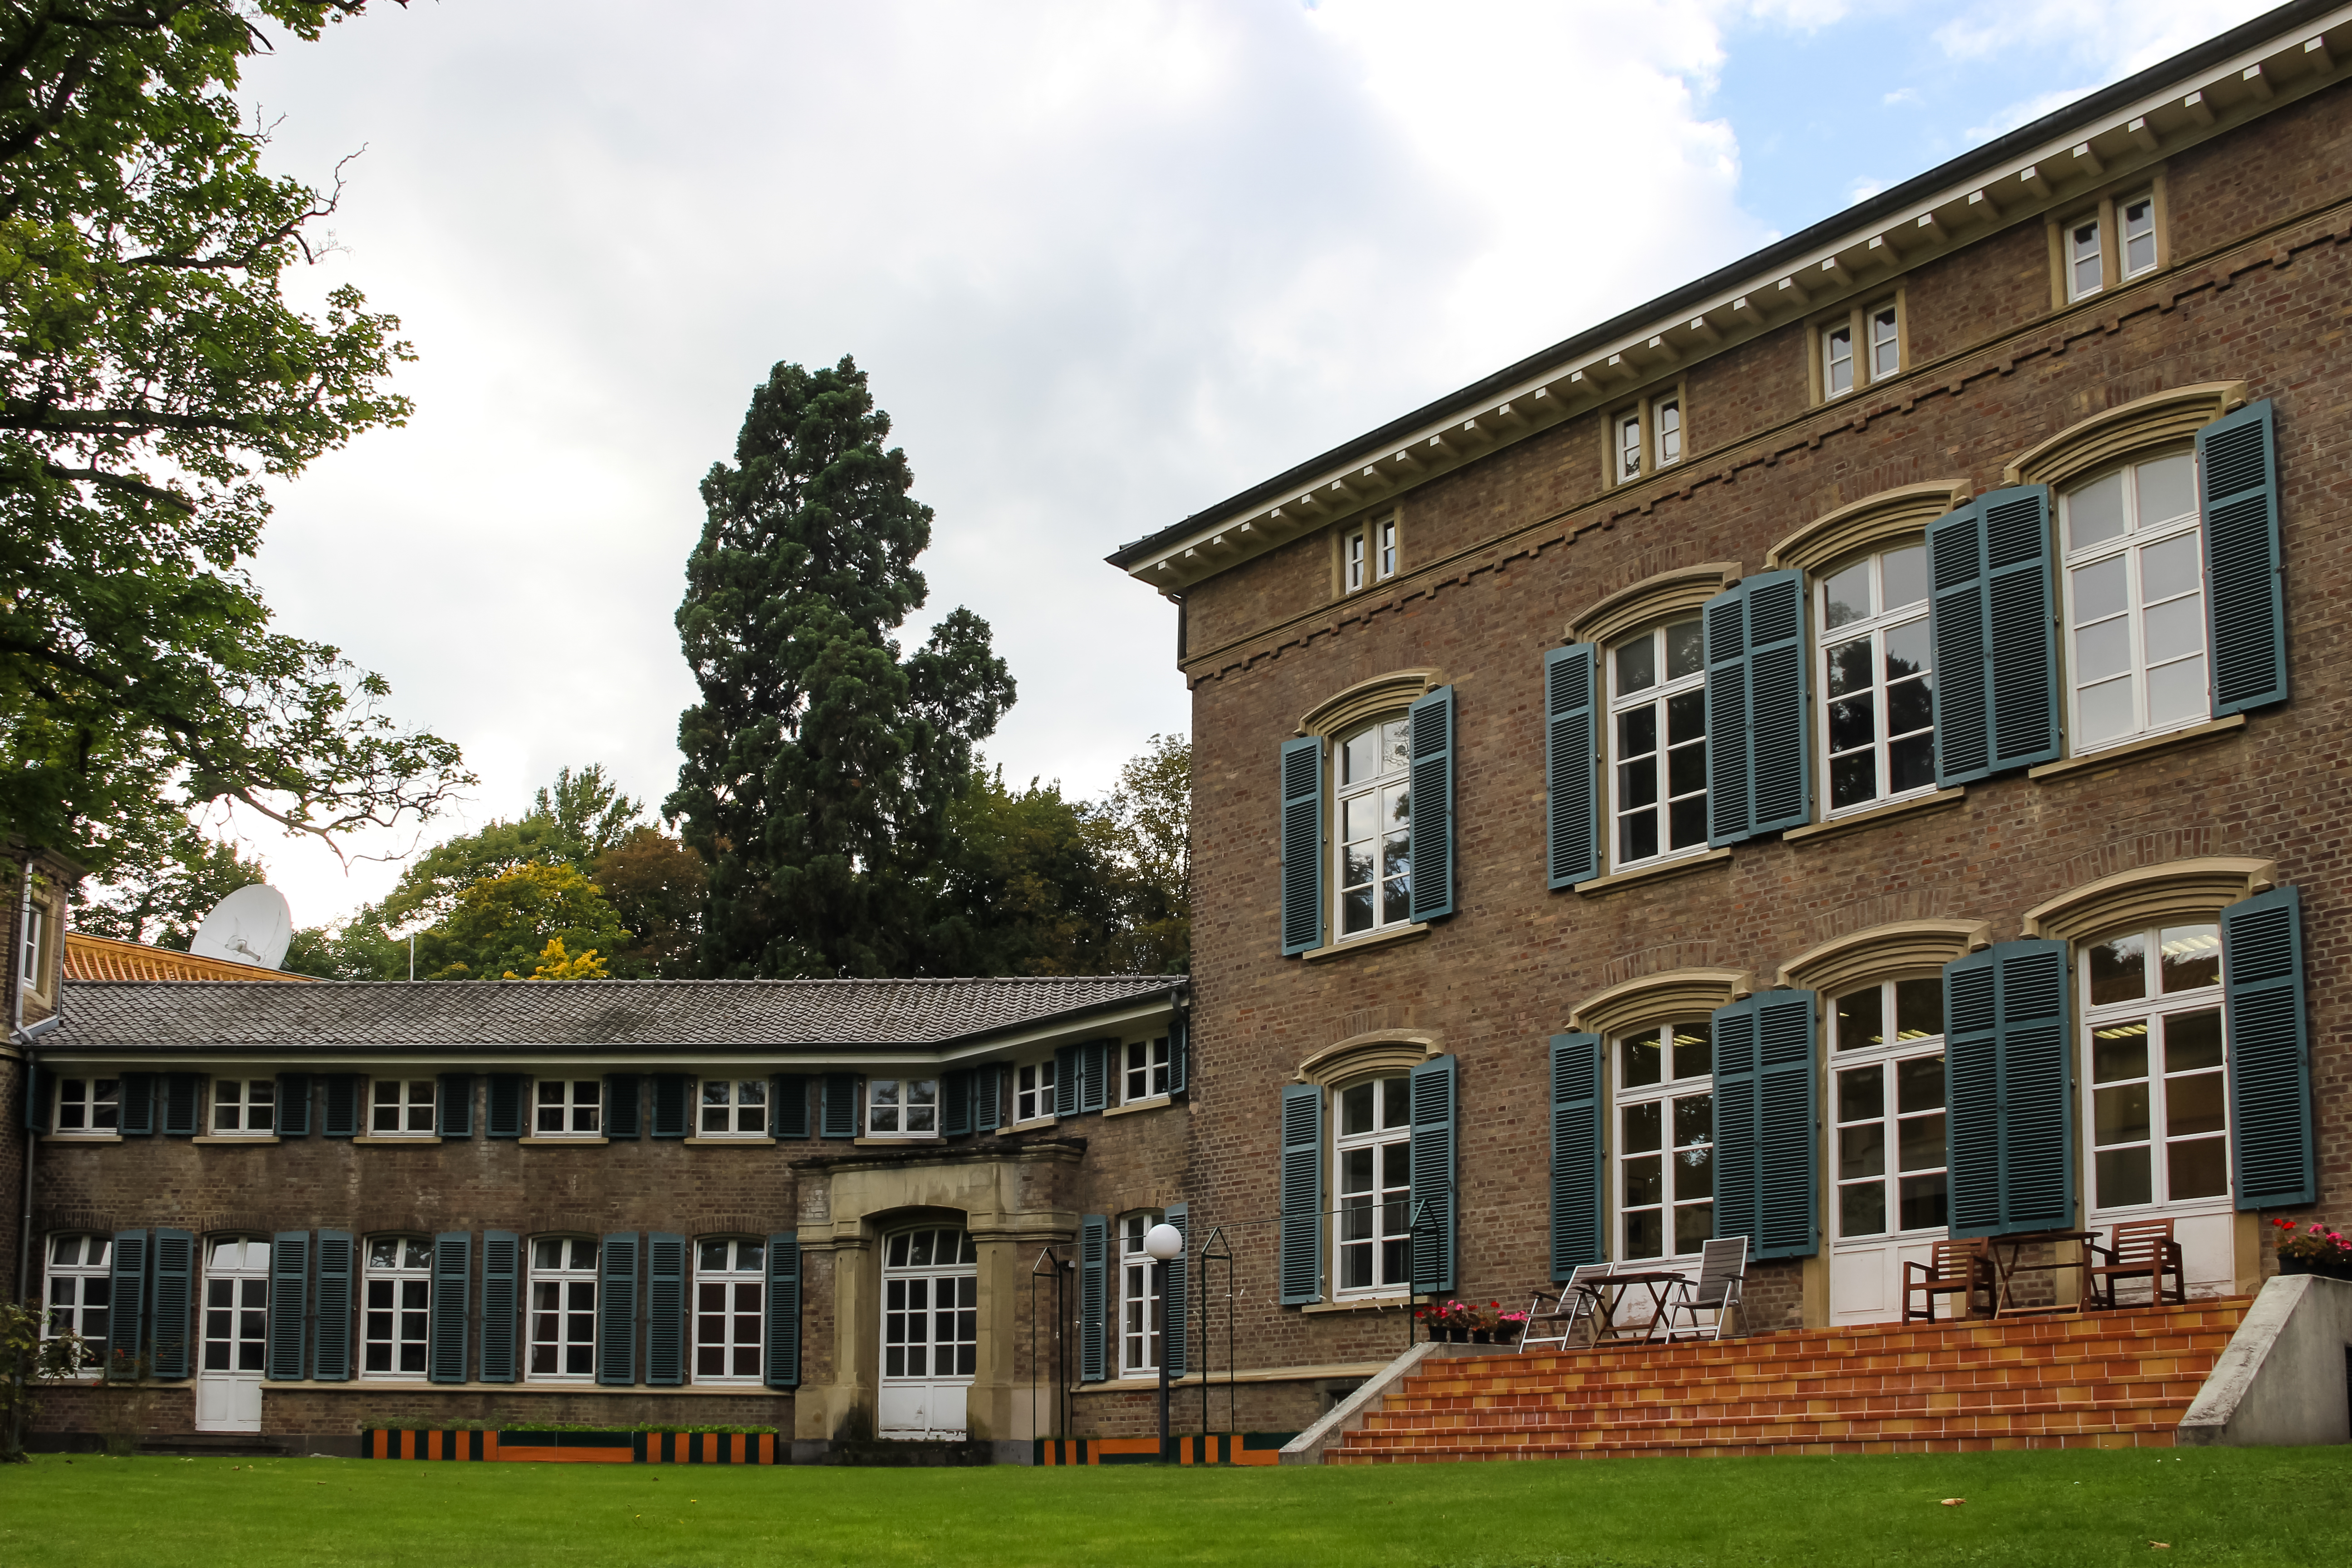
216,0,2276,932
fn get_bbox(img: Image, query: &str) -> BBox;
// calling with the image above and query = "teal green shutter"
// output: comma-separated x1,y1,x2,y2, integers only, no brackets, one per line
436,1074,472,1137
2223,886,2313,1207
1754,990,1820,1258
1943,940,2073,1236
149,1228,195,1379
106,1231,147,1381
486,1074,525,1138
598,1233,638,1385
1706,573,1812,843
1053,1045,1080,1117
771,1075,810,1138
322,1074,361,1137
1930,500,1992,783
1167,1018,1188,1096
1080,1040,1111,1112
605,1074,643,1139
312,1230,353,1381
1279,1082,1323,1304
2199,399,2288,715
764,1234,801,1388
651,1075,690,1137
1078,1215,1108,1382
943,1069,974,1137
119,1073,154,1136
1407,1055,1457,1296
976,1064,1005,1131
1710,996,1761,1245
22,1066,49,1131
162,1073,201,1136
1280,736,1324,955
646,1233,686,1387
267,1231,308,1380
274,1074,311,1137
430,1233,470,1384
1406,686,1456,922
820,1074,857,1138
479,1231,519,1383
1942,948,2002,1234
1931,488,2058,783
1544,644,1600,888
1704,580,1754,843
1548,1033,1604,1278
1164,1203,1189,1377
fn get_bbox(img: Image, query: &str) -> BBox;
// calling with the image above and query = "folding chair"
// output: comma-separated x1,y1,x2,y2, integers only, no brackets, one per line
2086,1219,2186,1308
1659,1236,1747,1342
1519,1261,1613,1353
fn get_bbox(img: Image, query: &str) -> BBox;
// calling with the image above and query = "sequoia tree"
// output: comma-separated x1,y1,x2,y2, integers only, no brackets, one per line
0,0,468,872
667,357,1014,978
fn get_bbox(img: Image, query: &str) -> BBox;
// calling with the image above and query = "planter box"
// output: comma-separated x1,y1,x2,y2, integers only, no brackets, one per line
362,1428,781,1464
2278,1256,2352,1282
1034,1433,1296,1467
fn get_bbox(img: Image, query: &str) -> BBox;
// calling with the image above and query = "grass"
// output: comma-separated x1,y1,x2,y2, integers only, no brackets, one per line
3,1446,2348,1567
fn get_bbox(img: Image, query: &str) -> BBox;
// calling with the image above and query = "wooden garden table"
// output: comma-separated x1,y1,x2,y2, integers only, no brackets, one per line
1577,1269,1691,1346
1986,1229,2100,1317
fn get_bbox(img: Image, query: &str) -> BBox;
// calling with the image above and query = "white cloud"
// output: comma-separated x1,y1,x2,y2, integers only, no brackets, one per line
1883,86,1923,107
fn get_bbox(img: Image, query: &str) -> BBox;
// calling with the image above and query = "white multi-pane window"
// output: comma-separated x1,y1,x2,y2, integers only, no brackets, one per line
694,1239,765,1383
2061,451,2207,751
1867,304,1900,381
1830,979,1949,1239
867,1078,939,1137
534,1078,602,1136
43,1235,111,1373
1608,620,1706,869
202,1238,270,1373
1818,545,1935,813
1653,396,1682,468
1333,1076,1411,1296
1376,515,1398,581
1123,1037,1171,1103
2121,191,2158,279
2083,923,2229,1213
1344,526,1368,592
528,1238,598,1380
1333,715,1411,938
2067,211,2104,300
1118,1210,1165,1376
370,1078,435,1135
700,1079,768,1136
362,1238,433,1377
52,1077,118,1135
211,1079,274,1135
20,902,43,984
1823,322,1855,397
1617,1022,1713,1261
1613,408,1644,482
1015,1060,1056,1122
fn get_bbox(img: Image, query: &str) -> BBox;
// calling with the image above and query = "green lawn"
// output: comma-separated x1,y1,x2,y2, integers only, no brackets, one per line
3,1447,2347,1567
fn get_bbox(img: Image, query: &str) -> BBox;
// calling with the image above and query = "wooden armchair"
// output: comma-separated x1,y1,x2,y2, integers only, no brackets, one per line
2086,1219,2186,1308
1902,1240,1994,1323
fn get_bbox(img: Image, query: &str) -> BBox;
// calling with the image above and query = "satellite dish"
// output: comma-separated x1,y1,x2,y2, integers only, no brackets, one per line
189,884,293,972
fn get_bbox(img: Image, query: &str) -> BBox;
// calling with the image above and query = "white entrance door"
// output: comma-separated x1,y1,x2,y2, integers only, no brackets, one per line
1824,983,1952,1325
196,1237,270,1433
878,1227,977,1439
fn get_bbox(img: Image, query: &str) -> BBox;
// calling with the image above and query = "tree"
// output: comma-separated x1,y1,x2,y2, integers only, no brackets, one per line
412,861,626,981
591,825,706,979
532,764,645,863
0,0,469,875
924,769,1122,976
1091,732,1190,974
667,357,1014,979
502,936,607,980
74,830,265,948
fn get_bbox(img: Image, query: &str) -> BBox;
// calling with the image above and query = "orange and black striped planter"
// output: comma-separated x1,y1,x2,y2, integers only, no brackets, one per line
362,1429,780,1464
1034,1433,1294,1466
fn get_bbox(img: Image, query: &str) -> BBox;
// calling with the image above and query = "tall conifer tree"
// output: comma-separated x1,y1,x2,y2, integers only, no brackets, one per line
667,357,1014,977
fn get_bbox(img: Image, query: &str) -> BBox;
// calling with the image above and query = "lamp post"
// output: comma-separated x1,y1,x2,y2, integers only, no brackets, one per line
1142,1221,1184,1464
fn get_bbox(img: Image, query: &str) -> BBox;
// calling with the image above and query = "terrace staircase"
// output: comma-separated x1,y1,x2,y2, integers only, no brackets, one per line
1327,1299,2248,1461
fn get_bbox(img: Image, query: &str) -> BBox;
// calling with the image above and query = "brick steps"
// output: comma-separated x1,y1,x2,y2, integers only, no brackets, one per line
1326,1300,2246,1463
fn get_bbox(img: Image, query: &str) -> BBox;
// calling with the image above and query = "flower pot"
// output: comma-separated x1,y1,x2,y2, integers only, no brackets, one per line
1443,1327,1468,1343
2280,1255,2352,1282
1470,1329,1492,1344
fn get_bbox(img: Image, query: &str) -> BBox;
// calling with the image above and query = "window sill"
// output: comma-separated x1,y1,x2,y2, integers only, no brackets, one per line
352,1135,442,1146
1573,846,1732,897
1785,786,1965,845
685,1136,777,1147
2028,714,2245,781
41,1133,122,1144
252,1378,767,1395
1301,1295,1412,1315
518,1136,609,1147
853,1135,941,1147
1102,1095,1175,1120
1301,922,1430,964
1000,1114,1059,1134
190,1135,279,1146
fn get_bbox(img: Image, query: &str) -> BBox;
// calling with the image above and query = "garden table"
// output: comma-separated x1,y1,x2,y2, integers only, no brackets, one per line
1576,1269,1690,1346
1985,1229,2100,1317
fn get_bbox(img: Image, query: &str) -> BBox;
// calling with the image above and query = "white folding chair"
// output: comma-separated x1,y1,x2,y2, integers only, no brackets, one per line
1519,1261,1613,1353
1659,1236,1747,1342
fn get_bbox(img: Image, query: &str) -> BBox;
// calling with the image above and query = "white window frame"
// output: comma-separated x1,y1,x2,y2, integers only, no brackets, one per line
2081,923,2231,1219
210,1078,275,1136
692,1238,766,1385
698,1078,769,1137
1332,714,1412,941
527,1236,599,1382
1343,525,1367,593
20,901,44,986
1612,407,1644,483
201,1236,271,1375
2066,210,2105,301
2059,450,2209,756
1375,514,1398,582
533,1078,603,1137
2120,189,2159,280
1823,321,1855,398
1867,302,1900,382
1118,1210,1166,1377
1122,1037,1171,1104
42,1234,111,1376
1331,1073,1412,1299
1605,619,1708,872
1613,1021,1714,1265
1014,1060,1057,1123
1828,978,1950,1243
51,1076,118,1137
1652,395,1682,469
1816,544,1936,818
361,1236,434,1379
866,1078,940,1138
369,1078,436,1137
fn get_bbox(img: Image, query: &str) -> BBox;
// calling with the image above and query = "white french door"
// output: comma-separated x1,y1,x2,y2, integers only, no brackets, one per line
877,1227,978,1439
196,1238,270,1432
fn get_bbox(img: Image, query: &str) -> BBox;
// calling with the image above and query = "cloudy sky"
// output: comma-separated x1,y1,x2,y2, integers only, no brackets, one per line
222,0,2278,930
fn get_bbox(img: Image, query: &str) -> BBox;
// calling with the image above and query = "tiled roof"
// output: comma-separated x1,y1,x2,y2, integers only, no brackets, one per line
64,931,316,984
50,975,1182,1052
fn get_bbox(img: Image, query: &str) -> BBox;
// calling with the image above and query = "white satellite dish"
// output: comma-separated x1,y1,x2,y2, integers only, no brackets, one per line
189,884,294,972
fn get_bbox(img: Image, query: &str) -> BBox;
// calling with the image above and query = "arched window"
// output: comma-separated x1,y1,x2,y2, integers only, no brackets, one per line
2081,921,2228,1213
1333,716,1412,938
2060,450,2209,750
1816,545,1935,815
1332,1075,1411,1298
1606,619,1707,869
1613,1021,1714,1261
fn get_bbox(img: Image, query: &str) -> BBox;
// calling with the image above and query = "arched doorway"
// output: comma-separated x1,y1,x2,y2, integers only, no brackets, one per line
878,1226,977,1439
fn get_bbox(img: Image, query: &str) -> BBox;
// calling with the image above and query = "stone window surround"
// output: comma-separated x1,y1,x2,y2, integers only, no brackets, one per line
1295,669,1440,741
1568,968,1753,1040
1775,919,1991,998
1293,1030,1442,1087
1764,481,1969,574
2043,170,2171,313
2001,379,2246,490
1564,563,1740,650
2019,855,2275,944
